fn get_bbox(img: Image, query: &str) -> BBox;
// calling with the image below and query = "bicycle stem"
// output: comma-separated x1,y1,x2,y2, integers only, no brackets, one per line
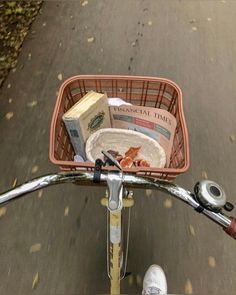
0,171,232,230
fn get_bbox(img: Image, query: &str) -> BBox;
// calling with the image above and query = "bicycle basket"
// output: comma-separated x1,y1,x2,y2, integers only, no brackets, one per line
49,75,190,180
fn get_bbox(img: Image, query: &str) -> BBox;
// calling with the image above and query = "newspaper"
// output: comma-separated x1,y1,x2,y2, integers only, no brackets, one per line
109,105,177,165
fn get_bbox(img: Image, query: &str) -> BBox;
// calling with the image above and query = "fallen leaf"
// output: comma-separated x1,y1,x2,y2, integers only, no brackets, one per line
32,272,39,289
146,189,152,197
30,243,41,253
202,171,208,179
27,100,38,107
7,267,11,276
7,83,11,89
42,22,46,27
64,206,69,216
184,279,193,294
38,190,43,198
128,274,134,286
164,198,172,209
192,26,197,31
57,73,63,81
8,98,13,103
7,2,16,8
189,224,196,236
34,71,42,76
81,0,88,6
5,112,14,120
12,178,17,188
208,256,216,268
136,274,142,287
148,20,152,26
31,165,39,174
230,135,235,142
28,53,32,60
189,19,196,24
87,37,95,43
15,7,23,13
207,17,212,22
0,207,7,218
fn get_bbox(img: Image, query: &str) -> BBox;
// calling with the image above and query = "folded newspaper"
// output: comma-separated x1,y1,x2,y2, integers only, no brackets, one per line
109,104,177,165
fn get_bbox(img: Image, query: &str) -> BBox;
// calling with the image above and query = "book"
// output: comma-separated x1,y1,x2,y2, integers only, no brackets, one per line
63,91,111,159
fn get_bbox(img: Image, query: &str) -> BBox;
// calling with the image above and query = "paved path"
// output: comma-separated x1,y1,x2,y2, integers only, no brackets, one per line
0,1,236,294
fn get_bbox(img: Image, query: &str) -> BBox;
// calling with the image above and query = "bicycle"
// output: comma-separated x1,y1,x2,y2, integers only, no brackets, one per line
0,75,235,294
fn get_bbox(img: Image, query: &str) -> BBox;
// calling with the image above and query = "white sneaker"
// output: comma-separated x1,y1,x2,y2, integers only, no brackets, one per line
142,264,167,295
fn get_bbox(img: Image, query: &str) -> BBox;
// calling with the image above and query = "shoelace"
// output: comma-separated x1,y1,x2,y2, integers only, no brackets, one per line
142,286,163,294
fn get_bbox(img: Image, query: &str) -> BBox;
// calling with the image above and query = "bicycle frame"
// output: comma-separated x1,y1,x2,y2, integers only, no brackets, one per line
101,194,134,294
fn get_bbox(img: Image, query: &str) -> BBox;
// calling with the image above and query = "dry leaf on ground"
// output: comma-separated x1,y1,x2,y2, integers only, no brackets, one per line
208,256,216,268
184,279,193,294
32,272,39,289
57,73,63,81
12,178,17,188
27,100,38,107
38,190,43,198
0,207,7,218
31,165,39,174
164,198,173,209
189,224,196,236
5,112,14,120
81,0,88,6
145,189,152,197
87,37,95,43
30,243,41,253
230,135,235,142
64,206,69,216
202,171,208,179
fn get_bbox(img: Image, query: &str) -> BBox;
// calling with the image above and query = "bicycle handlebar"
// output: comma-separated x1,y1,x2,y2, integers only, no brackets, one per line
0,171,235,239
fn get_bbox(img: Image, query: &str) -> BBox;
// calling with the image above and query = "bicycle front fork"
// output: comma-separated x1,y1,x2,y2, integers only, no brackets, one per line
101,193,134,294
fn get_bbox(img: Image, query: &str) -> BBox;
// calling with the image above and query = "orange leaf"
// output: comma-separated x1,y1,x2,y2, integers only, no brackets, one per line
125,147,141,159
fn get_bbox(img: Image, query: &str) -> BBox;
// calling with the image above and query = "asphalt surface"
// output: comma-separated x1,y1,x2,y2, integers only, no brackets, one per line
0,1,236,294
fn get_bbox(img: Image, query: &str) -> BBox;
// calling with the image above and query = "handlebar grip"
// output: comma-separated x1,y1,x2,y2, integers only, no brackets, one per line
224,217,236,239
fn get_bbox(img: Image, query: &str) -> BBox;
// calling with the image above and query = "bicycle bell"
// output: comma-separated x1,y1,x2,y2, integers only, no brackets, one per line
194,180,226,211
